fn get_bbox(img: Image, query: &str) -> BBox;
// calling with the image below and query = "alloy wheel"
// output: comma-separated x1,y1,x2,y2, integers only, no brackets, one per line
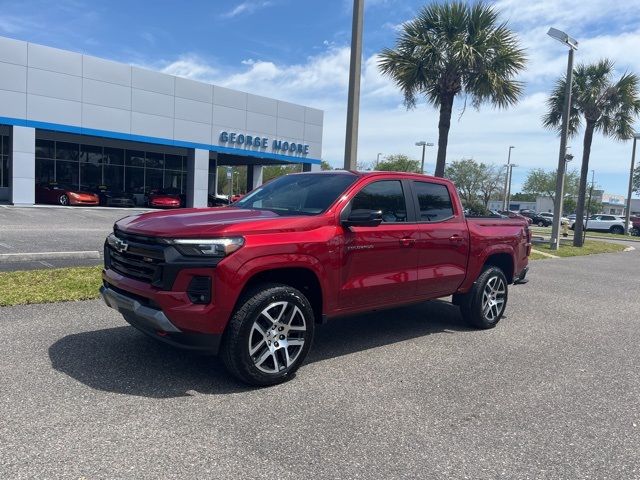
481,276,506,322
59,195,69,206
248,301,307,374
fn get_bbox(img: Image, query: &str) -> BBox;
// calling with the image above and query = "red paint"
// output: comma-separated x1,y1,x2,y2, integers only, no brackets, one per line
147,189,185,208
35,184,100,206
104,172,530,336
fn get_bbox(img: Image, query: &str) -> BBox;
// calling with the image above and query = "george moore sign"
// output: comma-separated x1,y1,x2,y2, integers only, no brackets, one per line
219,131,310,156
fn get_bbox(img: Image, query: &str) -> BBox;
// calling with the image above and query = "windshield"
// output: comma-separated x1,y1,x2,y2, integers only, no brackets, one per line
235,173,357,216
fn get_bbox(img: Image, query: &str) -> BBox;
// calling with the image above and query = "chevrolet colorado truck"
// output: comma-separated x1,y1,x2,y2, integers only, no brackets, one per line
101,171,530,386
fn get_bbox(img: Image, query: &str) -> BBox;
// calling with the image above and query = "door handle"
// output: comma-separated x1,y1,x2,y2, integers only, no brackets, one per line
399,237,416,247
449,235,464,243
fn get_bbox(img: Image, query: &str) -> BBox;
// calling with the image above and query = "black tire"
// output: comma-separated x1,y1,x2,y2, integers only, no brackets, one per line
221,283,315,386
610,225,624,235
457,267,508,329
59,194,69,206
537,221,545,227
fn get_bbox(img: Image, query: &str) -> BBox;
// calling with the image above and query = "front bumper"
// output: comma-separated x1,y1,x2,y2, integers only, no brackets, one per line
100,284,222,353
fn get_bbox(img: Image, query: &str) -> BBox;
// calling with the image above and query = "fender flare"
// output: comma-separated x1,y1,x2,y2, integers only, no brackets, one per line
234,253,330,310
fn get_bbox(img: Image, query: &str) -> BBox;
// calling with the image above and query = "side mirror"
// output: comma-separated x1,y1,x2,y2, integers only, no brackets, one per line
343,209,383,228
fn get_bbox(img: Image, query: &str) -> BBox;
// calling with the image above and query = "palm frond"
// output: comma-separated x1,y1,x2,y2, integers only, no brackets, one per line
377,1,526,110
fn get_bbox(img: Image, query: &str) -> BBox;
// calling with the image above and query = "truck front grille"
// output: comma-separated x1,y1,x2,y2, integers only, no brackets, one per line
106,231,165,285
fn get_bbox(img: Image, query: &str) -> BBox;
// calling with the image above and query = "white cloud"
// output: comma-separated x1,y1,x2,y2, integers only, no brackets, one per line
0,14,40,34
220,1,274,19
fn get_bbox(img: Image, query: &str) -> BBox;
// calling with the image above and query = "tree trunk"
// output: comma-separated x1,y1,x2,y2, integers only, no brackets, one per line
573,121,595,247
434,94,454,178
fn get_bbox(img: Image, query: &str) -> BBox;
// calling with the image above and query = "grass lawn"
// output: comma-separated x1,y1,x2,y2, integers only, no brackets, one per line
530,226,639,242
0,266,102,307
533,240,627,258
529,251,550,261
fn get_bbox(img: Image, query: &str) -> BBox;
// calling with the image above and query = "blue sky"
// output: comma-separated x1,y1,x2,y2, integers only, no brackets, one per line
1,0,640,196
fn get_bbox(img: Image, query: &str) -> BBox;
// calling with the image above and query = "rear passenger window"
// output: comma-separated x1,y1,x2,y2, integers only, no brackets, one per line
413,181,454,222
352,180,407,223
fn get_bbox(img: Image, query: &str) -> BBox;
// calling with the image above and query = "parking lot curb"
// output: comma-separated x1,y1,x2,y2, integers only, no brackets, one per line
0,251,101,263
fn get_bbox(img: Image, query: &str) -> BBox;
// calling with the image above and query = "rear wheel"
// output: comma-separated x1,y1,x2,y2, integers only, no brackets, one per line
537,220,545,227
457,267,508,329
221,283,314,386
59,194,69,206
610,225,624,235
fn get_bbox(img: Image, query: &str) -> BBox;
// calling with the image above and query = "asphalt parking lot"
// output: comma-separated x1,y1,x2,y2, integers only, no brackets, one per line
0,205,149,271
1,248,639,479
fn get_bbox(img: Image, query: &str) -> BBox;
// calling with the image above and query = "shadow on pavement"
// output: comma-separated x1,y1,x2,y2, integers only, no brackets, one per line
49,300,469,398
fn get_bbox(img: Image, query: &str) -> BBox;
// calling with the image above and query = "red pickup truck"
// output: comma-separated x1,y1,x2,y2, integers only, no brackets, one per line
101,171,530,386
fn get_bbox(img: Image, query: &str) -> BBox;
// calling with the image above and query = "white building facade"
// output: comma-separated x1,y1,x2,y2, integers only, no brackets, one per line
0,36,323,206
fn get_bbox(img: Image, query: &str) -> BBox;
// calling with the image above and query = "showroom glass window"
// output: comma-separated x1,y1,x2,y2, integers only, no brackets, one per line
351,180,408,223
0,135,9,188
35,139,187,194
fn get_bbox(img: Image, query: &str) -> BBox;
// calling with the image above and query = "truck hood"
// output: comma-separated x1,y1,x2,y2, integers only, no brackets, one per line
116,207,323,237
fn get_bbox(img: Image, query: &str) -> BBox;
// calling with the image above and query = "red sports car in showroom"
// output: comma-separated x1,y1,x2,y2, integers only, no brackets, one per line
35,183,100,206
146,188,185,209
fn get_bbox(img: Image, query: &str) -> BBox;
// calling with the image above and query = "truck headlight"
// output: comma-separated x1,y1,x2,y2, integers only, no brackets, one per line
168,237,244,257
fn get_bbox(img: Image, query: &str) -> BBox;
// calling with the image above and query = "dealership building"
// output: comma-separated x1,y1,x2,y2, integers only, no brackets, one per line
0,35,323,206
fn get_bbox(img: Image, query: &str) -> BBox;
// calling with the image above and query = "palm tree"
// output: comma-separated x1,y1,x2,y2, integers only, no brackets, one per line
543,59,640,246
378,1,526,177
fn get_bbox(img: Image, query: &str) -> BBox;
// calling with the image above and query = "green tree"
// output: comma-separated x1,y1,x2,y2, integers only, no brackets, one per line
477,164,506,207
445,158,504,207
376,154,421,173
633,164,640,195
522,168,579,209
216,166,248,196
320,160,332,171
262,164,302,182
510,192,536,202
445,158,484,205
378,1,526,177
543,59,640,246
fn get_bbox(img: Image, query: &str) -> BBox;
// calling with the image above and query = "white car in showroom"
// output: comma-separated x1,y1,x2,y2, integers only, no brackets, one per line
570,214,630,234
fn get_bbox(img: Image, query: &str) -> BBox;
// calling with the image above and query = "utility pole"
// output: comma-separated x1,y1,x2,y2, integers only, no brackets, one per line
502,146,515,210
343,0,364,170
506,163,517,211
625,135,638,234
547,28,577,250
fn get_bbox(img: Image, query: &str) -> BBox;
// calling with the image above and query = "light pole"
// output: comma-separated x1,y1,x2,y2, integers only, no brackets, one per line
415,141,434,174
547,27,578,250
625,133,639,234
506,163,518,211
343,0,364,170
502,146,515,210
376,152,382,168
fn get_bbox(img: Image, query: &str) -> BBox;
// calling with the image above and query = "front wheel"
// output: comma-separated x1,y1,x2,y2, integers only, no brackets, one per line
221,283,314,386
59,194,69,206
457,267,508,329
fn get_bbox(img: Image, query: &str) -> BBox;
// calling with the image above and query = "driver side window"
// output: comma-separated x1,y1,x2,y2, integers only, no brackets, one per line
351,180,407,223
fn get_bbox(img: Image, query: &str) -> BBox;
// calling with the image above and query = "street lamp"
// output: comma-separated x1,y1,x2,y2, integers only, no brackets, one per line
376,152,382,168
547,27,578,250
502,146,515,210
506,164,518,211
625,133,640,234
415,141,434,174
